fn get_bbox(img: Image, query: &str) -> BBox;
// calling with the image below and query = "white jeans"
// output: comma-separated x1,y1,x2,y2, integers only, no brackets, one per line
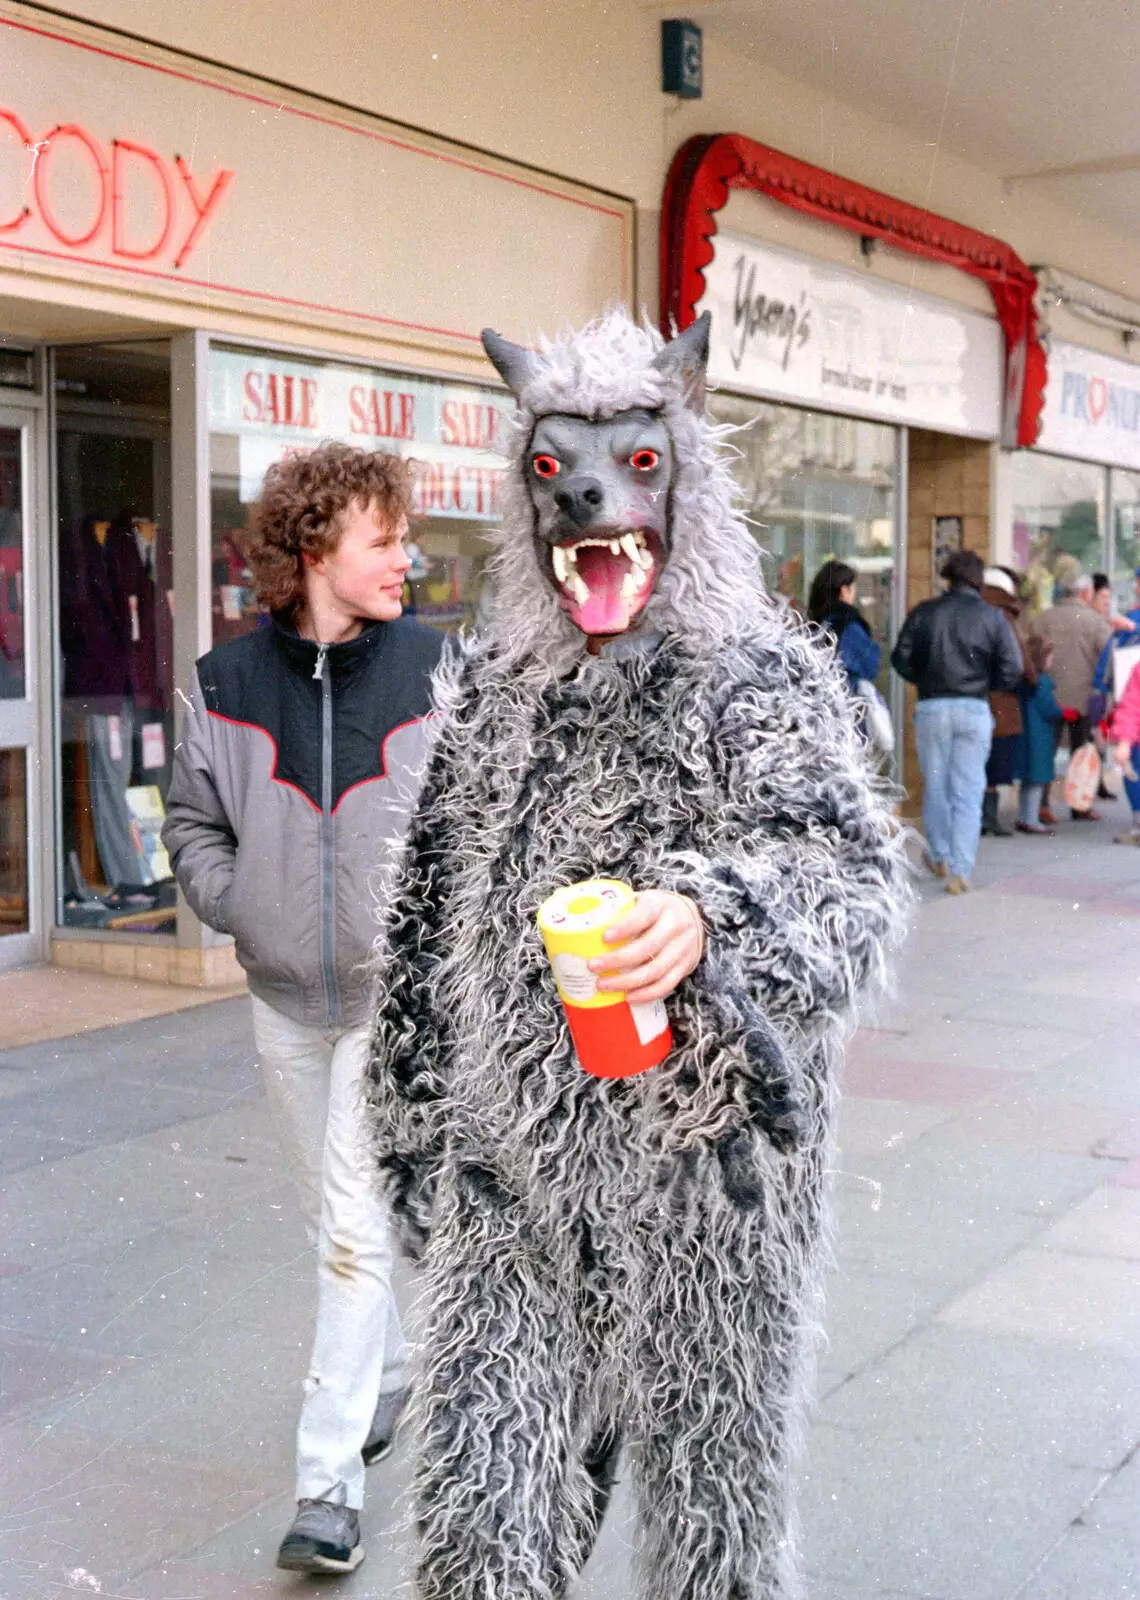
251,995,407,1510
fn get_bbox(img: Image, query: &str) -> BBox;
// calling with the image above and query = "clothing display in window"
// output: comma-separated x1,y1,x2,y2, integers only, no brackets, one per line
58,511,174,899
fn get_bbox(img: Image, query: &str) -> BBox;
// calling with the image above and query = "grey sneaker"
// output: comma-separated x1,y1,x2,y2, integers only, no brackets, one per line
276,1498,364,1573
362,1382,413,1466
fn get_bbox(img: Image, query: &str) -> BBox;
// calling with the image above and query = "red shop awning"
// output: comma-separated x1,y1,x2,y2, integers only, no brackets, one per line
660,133,1045,447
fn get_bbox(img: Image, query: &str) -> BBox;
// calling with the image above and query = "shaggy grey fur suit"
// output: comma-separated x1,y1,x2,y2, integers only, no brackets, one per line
365,312,908,1600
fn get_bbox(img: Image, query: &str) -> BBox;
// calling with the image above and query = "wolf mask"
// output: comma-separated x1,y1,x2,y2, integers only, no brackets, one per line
480,311,759,645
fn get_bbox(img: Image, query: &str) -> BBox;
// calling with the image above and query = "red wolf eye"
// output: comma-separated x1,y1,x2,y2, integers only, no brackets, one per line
532,454,560,478
631,449,659,471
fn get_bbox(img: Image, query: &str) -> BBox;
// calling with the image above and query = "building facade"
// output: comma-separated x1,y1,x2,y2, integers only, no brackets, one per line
0,2,632,975
4,0,1140,971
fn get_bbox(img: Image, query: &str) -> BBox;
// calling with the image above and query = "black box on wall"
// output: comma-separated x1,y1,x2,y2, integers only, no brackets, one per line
661,20,702,99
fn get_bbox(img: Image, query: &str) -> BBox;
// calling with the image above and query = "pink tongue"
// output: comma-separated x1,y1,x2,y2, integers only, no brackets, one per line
569,545,630,634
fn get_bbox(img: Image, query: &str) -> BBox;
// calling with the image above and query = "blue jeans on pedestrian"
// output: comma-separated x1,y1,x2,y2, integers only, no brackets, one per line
914,697,994,881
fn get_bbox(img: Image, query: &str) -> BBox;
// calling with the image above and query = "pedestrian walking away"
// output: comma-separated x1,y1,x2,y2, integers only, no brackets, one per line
891,548,1023,893
1014,635,1063,835
1030,568,1112,822
979,566,1034,838
162,444,443,1576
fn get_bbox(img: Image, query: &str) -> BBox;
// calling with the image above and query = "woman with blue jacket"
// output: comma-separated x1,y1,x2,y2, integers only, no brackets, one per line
808,559,881,689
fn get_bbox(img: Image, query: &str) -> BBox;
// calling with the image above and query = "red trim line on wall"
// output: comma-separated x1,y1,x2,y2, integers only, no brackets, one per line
660,133,1045,447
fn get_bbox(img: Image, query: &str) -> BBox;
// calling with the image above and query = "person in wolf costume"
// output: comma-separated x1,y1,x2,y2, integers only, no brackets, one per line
365,309,907,1600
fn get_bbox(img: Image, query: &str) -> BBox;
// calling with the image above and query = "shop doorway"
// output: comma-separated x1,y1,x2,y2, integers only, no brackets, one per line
51,342,175,938
0,401,42,969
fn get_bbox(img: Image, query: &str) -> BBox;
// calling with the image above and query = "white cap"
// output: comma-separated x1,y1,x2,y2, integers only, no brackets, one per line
983,568,1017,597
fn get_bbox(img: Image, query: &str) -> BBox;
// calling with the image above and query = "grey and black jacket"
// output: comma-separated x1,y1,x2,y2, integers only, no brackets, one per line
162,615,443,1028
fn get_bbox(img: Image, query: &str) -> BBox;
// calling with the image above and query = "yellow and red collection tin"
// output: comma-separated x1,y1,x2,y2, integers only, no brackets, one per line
537,878,673,1079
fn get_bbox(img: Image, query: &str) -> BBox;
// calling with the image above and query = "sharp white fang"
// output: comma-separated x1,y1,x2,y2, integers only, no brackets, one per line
609,539,620,555
619,567,642,604
619,533,640,565
552,546,568,583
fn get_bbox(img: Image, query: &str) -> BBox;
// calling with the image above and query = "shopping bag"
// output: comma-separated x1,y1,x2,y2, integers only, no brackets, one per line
1063,742,1101,813
1113,641,1140,702
1101,751,1125,799
854,679,895,756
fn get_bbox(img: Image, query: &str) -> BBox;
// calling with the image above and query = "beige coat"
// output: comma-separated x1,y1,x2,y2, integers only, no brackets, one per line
1030,598,1111,712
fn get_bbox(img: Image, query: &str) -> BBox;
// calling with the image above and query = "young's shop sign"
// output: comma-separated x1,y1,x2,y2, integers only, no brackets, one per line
1035,340,1140,469
698,231,1002,439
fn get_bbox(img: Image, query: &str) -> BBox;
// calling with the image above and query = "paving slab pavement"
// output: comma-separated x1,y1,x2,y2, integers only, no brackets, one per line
2,805,1140,1597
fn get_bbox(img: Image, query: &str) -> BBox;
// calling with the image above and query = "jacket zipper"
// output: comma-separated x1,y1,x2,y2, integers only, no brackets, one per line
314,643,341,1027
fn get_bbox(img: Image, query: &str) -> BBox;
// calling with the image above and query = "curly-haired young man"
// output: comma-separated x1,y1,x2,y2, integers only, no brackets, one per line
162,443,443,1574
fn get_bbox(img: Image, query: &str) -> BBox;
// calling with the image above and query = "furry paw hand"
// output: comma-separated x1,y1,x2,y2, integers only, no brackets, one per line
589,890,704,1004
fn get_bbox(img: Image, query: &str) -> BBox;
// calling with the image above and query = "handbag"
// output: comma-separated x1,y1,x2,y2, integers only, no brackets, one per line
854,678,895,756
1113,641,1140,702
1101,752,1125,799
1063,742,1102,812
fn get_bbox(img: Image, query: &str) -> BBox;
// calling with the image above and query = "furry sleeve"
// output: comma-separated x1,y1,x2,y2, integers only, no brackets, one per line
646,630,910,1143
364,649,472,1261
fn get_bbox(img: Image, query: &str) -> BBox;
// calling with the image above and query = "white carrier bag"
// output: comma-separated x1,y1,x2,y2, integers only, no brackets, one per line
854,679,895,756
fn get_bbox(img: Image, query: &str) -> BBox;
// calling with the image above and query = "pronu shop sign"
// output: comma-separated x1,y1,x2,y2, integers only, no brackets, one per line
1035,340,1140,470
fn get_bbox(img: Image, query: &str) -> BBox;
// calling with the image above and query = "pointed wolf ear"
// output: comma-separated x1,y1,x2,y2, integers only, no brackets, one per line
652,312,711,411
481,329,539,397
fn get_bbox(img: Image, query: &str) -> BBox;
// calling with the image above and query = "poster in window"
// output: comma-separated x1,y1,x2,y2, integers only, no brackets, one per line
933,516,963,588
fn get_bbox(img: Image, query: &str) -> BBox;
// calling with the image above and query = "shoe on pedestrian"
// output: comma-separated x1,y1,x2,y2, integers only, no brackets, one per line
1114,830,1140,846
923,853,949,879
362,1382,413,1467
1038,805,1057,826
1071,807,1101,821
1015,821,1054,836
981,791,1012,837
945,876,969,895
276,1498,364,1573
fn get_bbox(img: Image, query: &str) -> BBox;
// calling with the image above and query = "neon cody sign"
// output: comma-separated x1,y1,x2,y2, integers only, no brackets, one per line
0,109,233,269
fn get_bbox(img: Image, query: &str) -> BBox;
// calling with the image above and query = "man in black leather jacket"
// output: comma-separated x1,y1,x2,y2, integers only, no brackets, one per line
891,549,1023,893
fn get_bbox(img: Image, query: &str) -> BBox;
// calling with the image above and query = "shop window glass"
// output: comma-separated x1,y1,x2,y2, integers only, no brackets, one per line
0,426,24,699
55,343,175,934
1009,452,1107,616
208,346,510,643
0,747,28,936
1111,469,1140,612
706,392,897,690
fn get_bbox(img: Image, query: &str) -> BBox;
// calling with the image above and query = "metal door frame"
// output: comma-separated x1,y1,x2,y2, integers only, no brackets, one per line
0,387,50,969
890,425,909,776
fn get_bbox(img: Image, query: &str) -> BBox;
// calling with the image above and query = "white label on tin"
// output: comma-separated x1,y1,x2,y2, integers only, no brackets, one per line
551,952,597,1003
630,999,668,1045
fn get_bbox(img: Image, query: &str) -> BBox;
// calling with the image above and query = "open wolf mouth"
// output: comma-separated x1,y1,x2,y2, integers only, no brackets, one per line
549,529,659,635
